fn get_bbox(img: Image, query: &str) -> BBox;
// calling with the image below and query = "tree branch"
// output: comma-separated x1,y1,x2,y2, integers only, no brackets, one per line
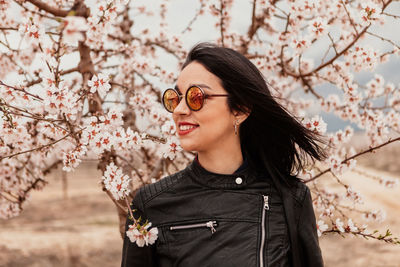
0,128,85,161
25,0,70,17
305,136,400,182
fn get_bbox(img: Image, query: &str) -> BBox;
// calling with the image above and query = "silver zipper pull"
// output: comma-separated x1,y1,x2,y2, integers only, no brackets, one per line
263,195,269,210
206,221,217,234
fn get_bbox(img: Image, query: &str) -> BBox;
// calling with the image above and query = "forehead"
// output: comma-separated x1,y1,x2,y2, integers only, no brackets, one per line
176,62,224,92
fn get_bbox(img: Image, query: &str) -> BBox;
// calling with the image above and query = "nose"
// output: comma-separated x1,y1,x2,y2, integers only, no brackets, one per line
173,96,191,116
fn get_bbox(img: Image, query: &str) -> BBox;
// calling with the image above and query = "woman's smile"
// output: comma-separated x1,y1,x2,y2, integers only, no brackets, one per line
177,122,199,136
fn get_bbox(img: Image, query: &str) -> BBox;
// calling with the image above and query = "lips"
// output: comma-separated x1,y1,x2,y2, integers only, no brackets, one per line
177,122,199,136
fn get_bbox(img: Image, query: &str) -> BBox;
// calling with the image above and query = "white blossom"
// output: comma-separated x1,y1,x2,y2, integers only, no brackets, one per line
88,73,111,98
335,218,345,233
317,220,328,237
102,162,131,200
303,115,327,134
63,16,88,45
162,137,182,160
347,219,358,232
126,222,159,247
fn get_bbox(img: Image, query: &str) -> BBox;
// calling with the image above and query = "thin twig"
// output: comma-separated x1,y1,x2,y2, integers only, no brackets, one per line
0,80,43,101
366,31,400,49
0,128,85,160
305,136,400,182
340,0,359,35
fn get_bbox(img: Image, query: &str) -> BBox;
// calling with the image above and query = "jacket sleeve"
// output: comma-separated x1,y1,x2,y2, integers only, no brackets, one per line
297,186,324,267
121,189,158,267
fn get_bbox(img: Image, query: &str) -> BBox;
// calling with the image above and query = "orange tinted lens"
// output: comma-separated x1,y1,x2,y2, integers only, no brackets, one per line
186,87,204,111
163,89,179,112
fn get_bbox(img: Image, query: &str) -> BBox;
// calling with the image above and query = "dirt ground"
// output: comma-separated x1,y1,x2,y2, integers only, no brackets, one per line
0,140,400,267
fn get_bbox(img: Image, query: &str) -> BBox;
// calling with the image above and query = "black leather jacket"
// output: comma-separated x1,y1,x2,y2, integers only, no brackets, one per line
121,157,323,267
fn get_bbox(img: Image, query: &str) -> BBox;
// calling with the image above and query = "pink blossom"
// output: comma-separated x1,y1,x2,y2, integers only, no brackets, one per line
102,162,131,200
308,17,327,38
346,219,358,232
363,209,386,222
303,115,327,134
62,144,88,172
126,222,159,247
359,2,382,26
344,186,363,204
125,128,142,149
161,120,176,135
317,220,328,237
378,177,398,188
334,218,345,233
62,16,88,46
162,137,182,160
290,37,310,54
366,74,385,98
43,83,80,120
0,200,21,219
88,73,111,98
19,21,45,46
0,54,15,79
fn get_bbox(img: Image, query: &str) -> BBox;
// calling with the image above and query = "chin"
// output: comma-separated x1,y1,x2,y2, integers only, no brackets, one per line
180,144,197,152
179,140,200,152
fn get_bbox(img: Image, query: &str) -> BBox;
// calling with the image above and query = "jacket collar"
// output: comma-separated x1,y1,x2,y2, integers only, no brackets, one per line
187,153,259,189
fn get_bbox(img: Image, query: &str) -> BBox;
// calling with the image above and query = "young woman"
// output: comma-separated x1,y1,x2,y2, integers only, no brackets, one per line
121,43,327,267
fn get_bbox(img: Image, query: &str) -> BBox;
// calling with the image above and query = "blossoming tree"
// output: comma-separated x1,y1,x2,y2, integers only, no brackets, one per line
1,0,399,247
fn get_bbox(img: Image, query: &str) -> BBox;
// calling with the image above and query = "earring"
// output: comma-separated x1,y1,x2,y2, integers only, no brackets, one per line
234,120,239,135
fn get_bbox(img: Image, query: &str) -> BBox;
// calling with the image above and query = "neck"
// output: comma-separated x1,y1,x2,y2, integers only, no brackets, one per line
197,143,244,175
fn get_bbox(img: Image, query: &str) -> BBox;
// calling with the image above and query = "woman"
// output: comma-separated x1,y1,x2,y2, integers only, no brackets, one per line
121,43,327,267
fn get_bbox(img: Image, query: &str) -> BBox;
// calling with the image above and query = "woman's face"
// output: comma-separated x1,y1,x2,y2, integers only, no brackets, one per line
172,61,238,153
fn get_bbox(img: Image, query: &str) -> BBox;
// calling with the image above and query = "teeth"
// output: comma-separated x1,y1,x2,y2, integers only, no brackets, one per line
180,125,197,131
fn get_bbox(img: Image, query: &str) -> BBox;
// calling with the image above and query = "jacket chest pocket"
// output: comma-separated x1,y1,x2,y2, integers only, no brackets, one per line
159,218,259,266
170,220,217,233
163,219,218,245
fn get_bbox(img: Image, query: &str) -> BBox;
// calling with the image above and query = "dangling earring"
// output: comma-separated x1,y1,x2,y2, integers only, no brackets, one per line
234,120,239,135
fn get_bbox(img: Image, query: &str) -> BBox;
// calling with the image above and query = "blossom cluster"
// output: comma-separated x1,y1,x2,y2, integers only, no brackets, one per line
43,82,81,120
303,115,327,134
0,199,21,220
102,162,131,200
126,221,159,247
62,144,88,172
327,156,357,176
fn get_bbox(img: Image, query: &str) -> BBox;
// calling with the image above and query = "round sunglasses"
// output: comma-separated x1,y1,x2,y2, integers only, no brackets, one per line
162,85,229,113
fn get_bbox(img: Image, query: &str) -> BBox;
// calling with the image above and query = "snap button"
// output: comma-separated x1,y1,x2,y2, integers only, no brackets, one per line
235,177,243,185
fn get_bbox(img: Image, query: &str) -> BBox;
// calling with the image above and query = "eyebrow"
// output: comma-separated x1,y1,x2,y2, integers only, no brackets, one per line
174,83,212,94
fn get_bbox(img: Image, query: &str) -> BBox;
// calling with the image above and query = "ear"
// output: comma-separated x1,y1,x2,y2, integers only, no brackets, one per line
233,108,251,124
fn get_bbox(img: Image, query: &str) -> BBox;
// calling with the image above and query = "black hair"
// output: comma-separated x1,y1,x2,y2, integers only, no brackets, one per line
182,42,328,184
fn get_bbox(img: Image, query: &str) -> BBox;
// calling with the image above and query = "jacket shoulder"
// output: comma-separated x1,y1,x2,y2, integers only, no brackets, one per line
287,177,310,207
135,168,187,206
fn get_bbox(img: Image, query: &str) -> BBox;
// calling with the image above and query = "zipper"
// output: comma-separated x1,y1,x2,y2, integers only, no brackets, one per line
260,195,269,267
169,220,218,235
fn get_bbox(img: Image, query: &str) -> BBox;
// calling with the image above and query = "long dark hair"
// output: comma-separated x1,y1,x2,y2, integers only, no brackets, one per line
182,43,328,184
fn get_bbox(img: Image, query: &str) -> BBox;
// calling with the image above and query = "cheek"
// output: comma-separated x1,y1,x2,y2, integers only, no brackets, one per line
199,109,233,132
